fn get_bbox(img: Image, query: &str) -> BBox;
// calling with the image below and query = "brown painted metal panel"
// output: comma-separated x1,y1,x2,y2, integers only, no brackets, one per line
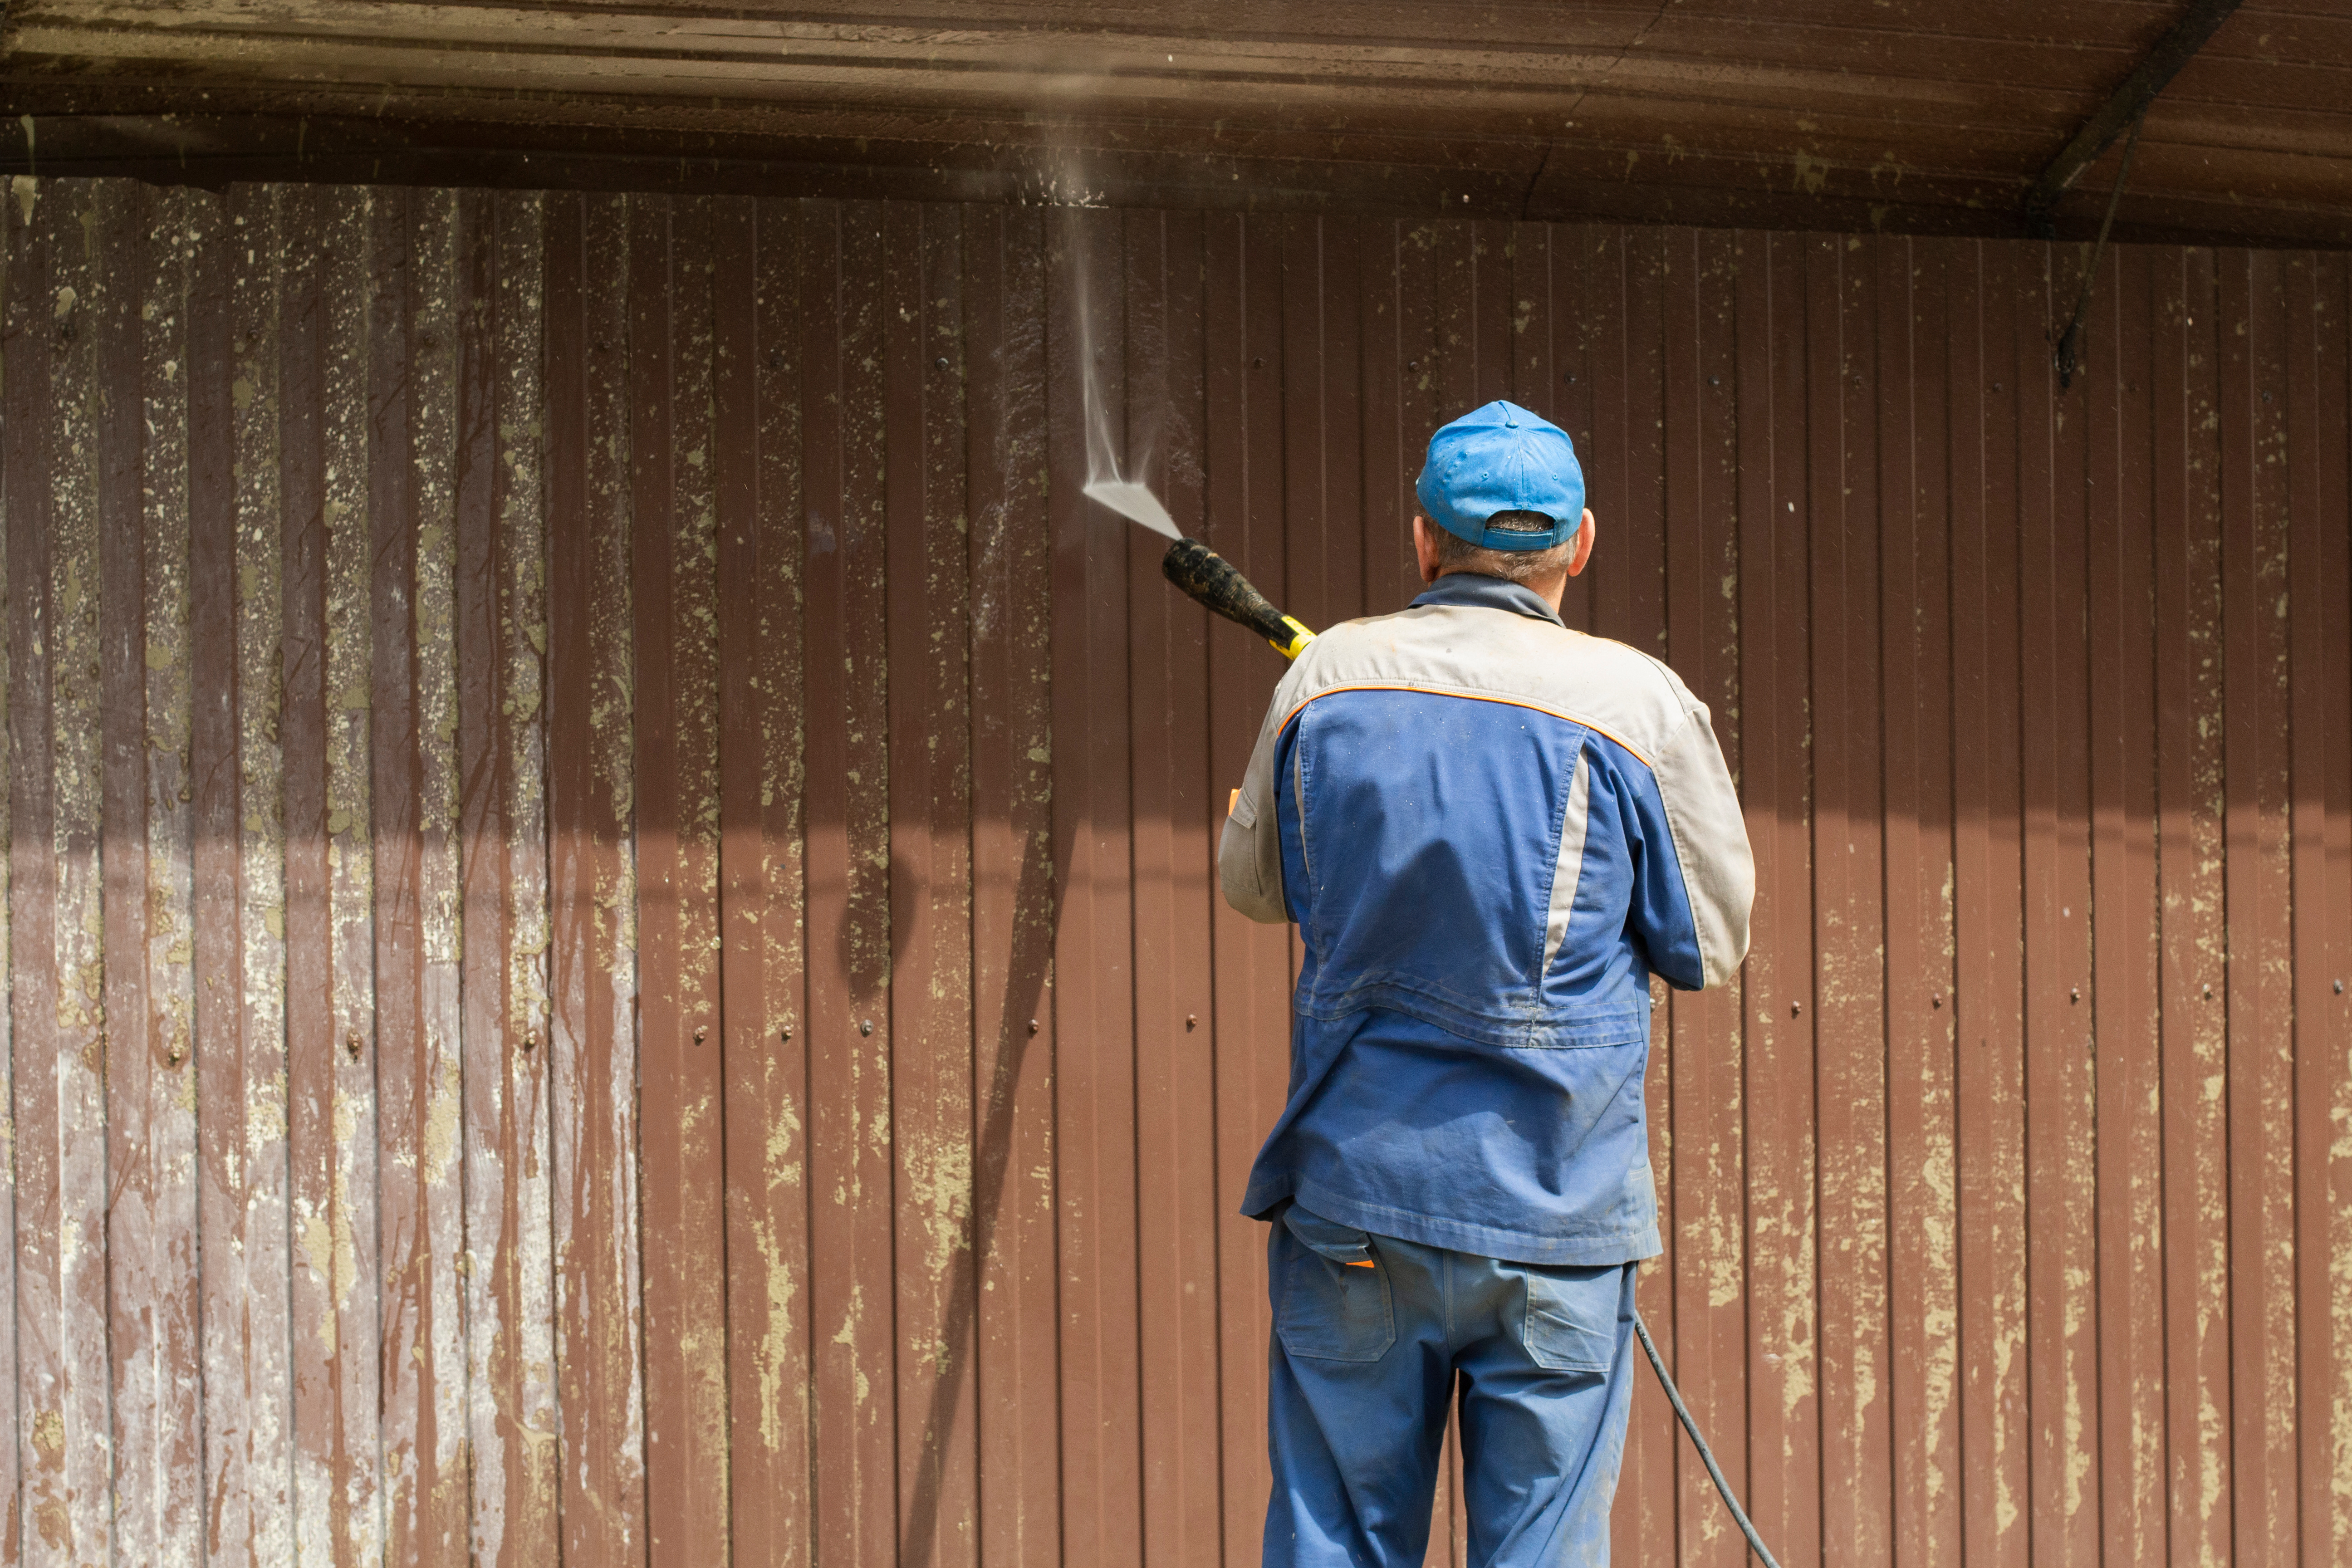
1951,235,2032,1568
115,177,206,1568
2219,245,2303,1568
15,175,2352,1568
2086,240,2167,1568
545,187,650,1568
1047,202,1145,1568
2016,236,2098,1568
959,201,1063,1568
278,178,380,1566
715,192,816,1568
455,183,561,1568
2293,249,2352,1568
884,196,980,1568
1658,224,1751,1568
630,190,734,1568
1807,228,1894,1568
1734,228,1820,1567
2288,249,2352,1568
1878,232,1964,1568
1123,205,1229,1568
2153,244,2236,1568
6,174,113,1568
798,195,899,1568
1203,208,1295,1568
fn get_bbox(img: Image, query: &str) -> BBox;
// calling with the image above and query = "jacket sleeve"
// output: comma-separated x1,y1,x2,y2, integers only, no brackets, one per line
1635,699,1753,990
1218,691,1294,925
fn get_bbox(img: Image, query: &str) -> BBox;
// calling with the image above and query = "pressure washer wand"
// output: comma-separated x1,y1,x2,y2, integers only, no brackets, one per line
1161,537,1316,659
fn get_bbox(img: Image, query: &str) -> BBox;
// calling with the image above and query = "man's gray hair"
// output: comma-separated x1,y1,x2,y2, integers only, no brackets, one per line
1431,510,1579,584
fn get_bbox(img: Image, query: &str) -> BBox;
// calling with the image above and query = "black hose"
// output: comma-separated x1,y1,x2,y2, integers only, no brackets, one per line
1631,1308,1784,1568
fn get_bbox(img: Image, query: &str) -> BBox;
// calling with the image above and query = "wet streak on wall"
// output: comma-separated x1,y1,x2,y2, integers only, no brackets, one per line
1,177,2350,1567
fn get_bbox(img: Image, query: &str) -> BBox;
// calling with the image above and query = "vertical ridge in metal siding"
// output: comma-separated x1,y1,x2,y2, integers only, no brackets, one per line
715,193,814,1568
92,176,166,1565
1200,209,1289,1568
545,188,649,1568
279,178,377,1568
1961,236,2033,1568
2154,245,2236,1568
180,179,257,1566
412,182,475,1565
1047,203,1144,1568
2296,248,2352,1568
1123,205,1227,1568
1730,229,1821,1565
632,191,734,1568
2017,233,2102,1568
120,180,206,1568
234,181,301,1563
1807,230,1894,1568
2219,246,2303,1568
882,197,981,1568
368,183,471,1562
958,202,1063,1568
0,172,18,1568
2286,247,2352,1568
1658,223,1750,1568
1882,234,1966,1568
798,196,898,1568
2089,240,2170,1565
454,185,561,1568
879,196,980,1567
7,172,116,1567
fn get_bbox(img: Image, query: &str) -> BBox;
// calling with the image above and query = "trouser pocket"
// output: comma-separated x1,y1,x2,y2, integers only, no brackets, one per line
1271,1205,1396,1362
1519,1263,1624,1374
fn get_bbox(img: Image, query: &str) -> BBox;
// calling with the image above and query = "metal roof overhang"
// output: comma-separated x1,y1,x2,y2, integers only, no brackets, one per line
2,0,2347,245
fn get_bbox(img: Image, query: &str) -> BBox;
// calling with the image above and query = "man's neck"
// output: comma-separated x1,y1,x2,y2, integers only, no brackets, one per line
1436,565,1569,615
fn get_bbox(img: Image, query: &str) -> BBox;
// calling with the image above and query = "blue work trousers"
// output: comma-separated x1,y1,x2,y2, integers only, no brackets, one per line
1264,1203,1638,1568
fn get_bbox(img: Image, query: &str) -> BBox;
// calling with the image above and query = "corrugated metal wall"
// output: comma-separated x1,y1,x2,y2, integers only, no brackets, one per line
1,176,2348,1568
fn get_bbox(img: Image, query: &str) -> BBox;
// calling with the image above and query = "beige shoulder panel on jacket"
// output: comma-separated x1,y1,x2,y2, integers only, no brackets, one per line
1218,602,1754,984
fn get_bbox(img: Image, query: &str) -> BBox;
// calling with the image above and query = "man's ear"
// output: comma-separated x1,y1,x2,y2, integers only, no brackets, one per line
1565,509,1597,578
1412,513,1445,585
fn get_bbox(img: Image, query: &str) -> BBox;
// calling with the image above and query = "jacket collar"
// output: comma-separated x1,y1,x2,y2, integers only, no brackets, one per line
1407,572,1566,628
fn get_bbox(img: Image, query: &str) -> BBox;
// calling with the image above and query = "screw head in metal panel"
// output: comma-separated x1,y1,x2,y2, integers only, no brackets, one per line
935,355,950,370
346,1030,364,1060
2069,987,2079,1004
1028,1018,1040,1035
859,1019,873,1037
2337,979,2345,995
781,1026,793,1043
1186,1014,1197,1030
1252,356,1265,369
694,1025,707,1044
521,1031,537,1053
1790,1000,1802,1018
1931,994,1943,1009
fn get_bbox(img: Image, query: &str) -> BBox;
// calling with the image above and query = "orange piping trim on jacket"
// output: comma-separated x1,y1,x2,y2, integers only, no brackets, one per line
1279,682,1655,769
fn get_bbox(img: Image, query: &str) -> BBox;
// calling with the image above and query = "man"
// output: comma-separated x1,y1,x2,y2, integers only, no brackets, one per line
1220,400,1753,1568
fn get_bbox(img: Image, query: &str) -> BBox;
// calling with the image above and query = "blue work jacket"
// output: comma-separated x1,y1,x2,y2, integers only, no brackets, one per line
1221,573,1753,1265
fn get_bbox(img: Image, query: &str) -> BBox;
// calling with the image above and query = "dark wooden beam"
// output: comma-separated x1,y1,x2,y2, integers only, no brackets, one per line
2024,0,2242,228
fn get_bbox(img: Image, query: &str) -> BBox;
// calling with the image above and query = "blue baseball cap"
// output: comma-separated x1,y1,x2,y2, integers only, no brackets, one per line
1414,400,1586,551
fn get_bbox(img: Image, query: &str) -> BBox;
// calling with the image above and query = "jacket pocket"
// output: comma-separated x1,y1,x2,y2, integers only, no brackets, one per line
1520,1264,1623,1374
1272,1207,1396,1362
